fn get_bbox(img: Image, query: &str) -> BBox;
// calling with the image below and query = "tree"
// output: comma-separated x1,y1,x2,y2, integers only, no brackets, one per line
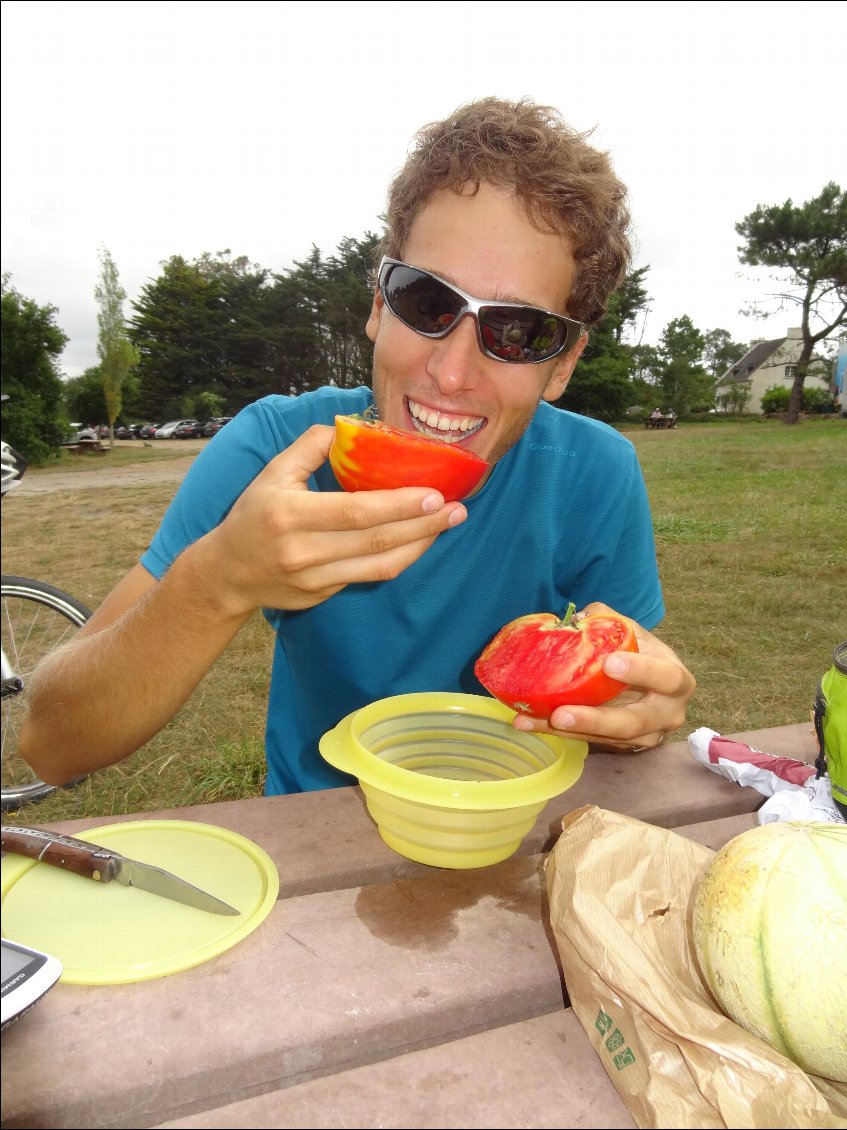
128,238,379,418
558,266,652,421
0,275,68,461
272,233,379,395
130,255,228,418
609,266,651,345
185,389,226,420
655,316,714,414
64,366,106,425
95,248,139,443
321,233,381,387
718,380,752,415
558,312,632,421
702,328,746,382
195,251,276,410
736,182,846,423
130,251,287,415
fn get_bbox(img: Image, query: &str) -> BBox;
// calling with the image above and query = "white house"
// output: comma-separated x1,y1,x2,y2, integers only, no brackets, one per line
716,327,832,413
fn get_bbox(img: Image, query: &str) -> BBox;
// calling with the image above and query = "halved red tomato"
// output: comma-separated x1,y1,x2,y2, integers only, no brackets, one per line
474,603,639,719
328,414,489,502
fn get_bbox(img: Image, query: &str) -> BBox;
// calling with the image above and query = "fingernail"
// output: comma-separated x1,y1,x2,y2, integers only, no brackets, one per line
605,654,627,675
513,716,533,731
447,506,466,526
421,493,444,513
553,710,576,729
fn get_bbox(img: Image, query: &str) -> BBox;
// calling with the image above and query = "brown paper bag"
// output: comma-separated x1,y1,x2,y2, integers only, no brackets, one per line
545,805,847,1129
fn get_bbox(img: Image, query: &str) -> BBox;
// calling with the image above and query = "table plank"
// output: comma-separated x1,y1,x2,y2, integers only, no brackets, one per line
1,803,757,1128
153,1010,638,1130
0,855,567,1128
36,723,816,899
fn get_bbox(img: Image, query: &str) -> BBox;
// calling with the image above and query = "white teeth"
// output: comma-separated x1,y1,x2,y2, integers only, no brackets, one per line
407,399,484,442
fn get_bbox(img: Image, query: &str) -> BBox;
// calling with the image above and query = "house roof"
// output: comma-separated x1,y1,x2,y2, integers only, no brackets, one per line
718,337,784,385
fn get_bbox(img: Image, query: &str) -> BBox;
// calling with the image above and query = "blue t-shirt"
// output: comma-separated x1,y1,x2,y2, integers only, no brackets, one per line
141,386,664,794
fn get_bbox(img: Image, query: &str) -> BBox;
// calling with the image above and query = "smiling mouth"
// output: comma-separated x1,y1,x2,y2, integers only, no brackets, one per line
407,398,485,443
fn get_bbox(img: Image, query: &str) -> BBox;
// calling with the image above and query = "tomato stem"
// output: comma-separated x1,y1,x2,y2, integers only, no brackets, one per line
558,601,577,628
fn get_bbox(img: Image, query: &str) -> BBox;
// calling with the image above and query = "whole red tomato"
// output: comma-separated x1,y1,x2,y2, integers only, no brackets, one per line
329,414,489,502
474,603,639,719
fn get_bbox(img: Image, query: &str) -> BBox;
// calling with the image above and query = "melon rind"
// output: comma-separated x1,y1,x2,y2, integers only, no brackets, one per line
692,821,847,1082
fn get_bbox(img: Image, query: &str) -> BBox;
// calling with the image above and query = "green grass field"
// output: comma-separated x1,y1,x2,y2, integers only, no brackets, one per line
2,418,845,823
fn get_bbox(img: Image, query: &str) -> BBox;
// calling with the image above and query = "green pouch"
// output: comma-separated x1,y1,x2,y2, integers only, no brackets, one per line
814,641,847,817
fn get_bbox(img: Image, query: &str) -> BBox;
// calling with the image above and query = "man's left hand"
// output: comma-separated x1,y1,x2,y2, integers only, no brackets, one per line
511,602,696,752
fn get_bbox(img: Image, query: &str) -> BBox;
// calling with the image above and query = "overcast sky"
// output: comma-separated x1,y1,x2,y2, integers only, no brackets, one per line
2,0,844,379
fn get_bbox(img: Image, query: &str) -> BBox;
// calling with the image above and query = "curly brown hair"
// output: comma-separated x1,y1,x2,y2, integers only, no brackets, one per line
380,97,632,327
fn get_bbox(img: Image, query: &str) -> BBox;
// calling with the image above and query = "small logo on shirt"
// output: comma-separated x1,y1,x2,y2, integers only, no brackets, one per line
529,443,576,456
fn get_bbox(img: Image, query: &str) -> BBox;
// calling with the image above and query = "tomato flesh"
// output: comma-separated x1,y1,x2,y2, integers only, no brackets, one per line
329,415,489,501
474,609,639,719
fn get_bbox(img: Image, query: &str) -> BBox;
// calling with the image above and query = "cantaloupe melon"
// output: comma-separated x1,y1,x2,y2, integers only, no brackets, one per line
693,821,846,1081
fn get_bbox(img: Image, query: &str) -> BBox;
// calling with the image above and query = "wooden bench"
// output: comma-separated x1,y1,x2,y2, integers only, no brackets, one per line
644,415,677,429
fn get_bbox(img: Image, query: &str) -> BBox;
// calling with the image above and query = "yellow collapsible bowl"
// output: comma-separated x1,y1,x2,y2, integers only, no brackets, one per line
319,692,587,869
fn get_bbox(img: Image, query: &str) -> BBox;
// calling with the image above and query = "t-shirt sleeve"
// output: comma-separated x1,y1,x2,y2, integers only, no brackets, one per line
140,402,286,579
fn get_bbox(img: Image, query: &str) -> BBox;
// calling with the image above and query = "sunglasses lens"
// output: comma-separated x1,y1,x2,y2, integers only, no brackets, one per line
382,264,464,335
478,308,567,363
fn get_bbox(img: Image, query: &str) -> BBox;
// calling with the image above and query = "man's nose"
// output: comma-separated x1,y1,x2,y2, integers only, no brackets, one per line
425,313,484,393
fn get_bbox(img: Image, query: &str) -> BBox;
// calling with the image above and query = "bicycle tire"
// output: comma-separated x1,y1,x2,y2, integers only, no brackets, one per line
1,575,91,812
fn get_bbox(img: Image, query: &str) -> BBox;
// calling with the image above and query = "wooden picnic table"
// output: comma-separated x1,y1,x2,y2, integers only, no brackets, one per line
644,414,677,429
0,721,818,1129
63,437,108,455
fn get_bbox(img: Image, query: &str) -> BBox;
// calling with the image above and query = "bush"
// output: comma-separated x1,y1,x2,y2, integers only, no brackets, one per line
762,384,836,416
761,385,790,415
802,386,837,414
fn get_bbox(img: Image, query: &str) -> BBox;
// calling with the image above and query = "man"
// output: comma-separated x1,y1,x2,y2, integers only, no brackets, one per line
21,98,695,795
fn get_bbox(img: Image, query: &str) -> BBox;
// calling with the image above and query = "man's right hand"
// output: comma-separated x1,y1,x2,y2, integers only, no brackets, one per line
197,424,469,616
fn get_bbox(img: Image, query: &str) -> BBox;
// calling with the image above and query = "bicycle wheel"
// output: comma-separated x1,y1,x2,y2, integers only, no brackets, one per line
1,575,91,812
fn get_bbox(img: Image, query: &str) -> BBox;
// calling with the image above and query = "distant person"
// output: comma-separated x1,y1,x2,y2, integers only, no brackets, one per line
20,97,695,796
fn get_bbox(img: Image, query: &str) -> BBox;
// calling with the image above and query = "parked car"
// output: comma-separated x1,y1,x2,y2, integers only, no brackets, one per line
174,420,205,439
138,423,158,439
155,418,198,439
116,422,152,439
203,416,233,437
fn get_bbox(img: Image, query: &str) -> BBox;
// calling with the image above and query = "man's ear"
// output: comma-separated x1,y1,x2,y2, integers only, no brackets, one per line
365,287,384,344
542,331,589,402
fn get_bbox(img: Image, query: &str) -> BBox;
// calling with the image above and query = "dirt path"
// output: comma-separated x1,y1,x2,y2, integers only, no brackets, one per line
13,442,205,496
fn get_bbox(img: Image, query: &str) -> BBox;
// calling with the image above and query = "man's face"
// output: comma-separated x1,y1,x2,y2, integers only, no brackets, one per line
366,182,587,486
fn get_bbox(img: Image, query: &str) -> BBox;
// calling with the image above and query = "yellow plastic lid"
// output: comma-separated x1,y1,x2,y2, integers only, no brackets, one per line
0,820,279,984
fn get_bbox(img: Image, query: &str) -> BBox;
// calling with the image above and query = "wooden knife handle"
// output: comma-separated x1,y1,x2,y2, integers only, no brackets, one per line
1,826,120,882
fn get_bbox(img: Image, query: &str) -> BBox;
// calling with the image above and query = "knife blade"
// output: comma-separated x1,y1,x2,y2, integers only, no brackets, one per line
1,826,240,916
